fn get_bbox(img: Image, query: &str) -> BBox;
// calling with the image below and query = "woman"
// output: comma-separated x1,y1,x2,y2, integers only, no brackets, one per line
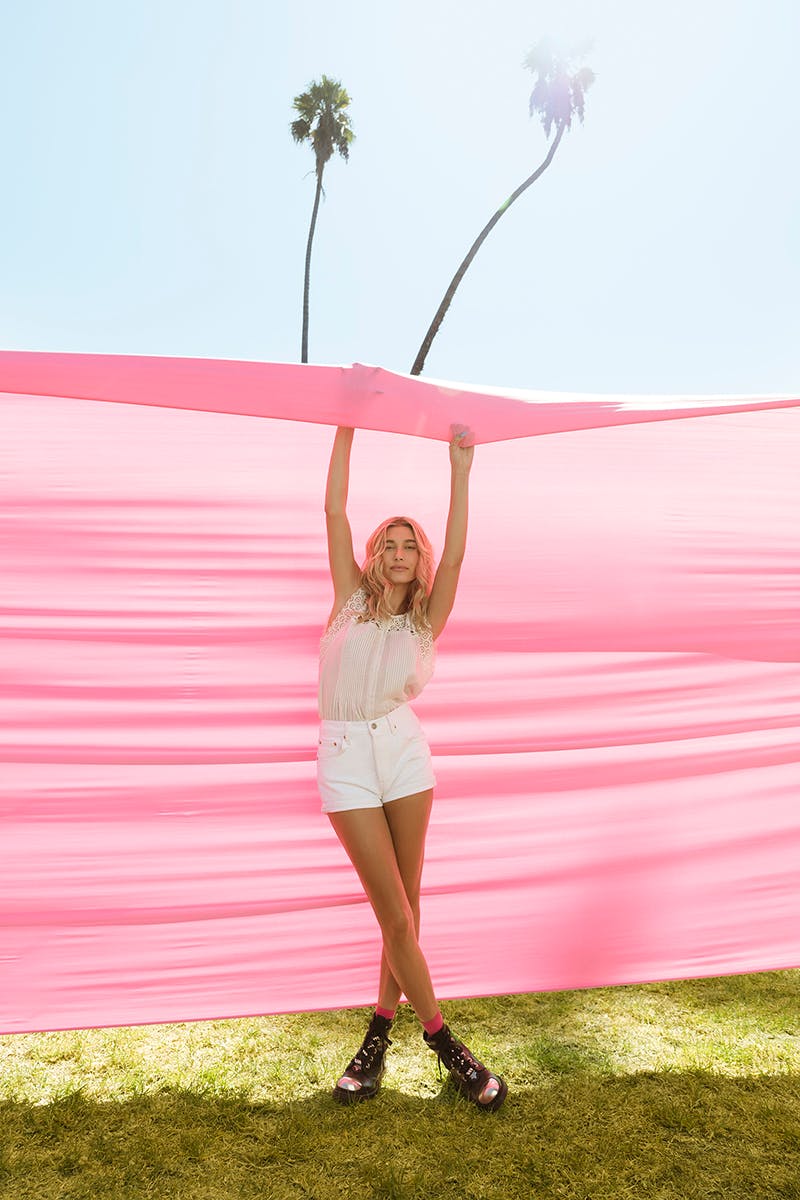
317,424,507,1112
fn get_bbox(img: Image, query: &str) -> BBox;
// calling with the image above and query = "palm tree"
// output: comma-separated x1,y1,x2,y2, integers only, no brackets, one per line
290,76,354,364
410,39,594,376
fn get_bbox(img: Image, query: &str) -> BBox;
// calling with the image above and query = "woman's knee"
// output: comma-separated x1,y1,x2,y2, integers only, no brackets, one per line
380,903,416,946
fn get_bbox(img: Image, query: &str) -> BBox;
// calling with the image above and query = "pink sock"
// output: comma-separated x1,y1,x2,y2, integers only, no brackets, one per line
375,1005,396,1021
422,1011,444,1037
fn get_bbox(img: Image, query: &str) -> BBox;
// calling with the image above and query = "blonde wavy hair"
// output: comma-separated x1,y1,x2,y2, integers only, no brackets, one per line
356,516,435,632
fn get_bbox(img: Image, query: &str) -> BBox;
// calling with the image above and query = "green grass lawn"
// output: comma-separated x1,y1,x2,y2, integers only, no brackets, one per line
2,970,799,1199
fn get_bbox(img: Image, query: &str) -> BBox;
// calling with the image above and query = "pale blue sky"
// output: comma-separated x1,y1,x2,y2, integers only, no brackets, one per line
1,0,797,394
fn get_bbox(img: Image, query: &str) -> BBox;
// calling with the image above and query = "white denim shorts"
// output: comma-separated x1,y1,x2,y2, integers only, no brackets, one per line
316,703,436,814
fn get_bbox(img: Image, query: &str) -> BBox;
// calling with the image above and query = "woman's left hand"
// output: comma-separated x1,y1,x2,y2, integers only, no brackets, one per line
449,424,475,473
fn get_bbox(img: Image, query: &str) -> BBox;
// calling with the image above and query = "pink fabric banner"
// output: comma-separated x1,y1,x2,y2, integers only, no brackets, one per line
1,353,799,1034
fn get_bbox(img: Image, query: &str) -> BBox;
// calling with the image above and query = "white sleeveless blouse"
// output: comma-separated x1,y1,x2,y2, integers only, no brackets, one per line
318,587,436,721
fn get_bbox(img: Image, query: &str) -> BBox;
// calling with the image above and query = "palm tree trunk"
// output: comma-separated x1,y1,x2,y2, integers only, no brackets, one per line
301,171,324,364
410,122,565,376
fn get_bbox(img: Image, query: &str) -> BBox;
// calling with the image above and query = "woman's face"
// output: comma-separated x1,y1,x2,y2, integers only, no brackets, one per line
382,524,419,584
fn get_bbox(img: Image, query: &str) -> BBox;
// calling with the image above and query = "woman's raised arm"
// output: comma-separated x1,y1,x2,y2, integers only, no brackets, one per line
427,426,475,640
324,427,361,607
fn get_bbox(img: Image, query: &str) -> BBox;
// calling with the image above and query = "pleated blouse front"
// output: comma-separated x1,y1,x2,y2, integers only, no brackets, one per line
318,587,435,722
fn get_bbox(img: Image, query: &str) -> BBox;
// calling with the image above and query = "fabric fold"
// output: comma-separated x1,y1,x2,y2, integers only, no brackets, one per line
0,350,797,442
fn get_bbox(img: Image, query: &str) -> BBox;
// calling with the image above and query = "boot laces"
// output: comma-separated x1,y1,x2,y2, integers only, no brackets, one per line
348,1029,391,1076
435,1035,484,1084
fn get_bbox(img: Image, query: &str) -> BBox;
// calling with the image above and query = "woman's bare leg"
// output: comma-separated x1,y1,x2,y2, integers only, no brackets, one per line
328,790,438,1024
375,788,433,1012
329,788,506,1109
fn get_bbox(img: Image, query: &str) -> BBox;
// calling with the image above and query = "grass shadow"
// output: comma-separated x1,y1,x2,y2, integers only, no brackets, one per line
2,1068,800,1200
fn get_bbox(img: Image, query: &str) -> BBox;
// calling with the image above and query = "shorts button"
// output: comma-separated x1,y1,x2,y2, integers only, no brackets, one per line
371,722,377,729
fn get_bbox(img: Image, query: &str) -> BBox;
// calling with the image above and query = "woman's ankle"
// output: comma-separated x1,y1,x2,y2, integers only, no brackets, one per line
375,1005,396,1022
421,1011,444,1037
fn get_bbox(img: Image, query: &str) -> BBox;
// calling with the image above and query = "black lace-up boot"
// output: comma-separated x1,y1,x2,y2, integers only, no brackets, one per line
423,1023,508,1112
333,1012,393,1104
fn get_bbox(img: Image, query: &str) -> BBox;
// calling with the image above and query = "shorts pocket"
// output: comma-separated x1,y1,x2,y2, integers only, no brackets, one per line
317,737,345,759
